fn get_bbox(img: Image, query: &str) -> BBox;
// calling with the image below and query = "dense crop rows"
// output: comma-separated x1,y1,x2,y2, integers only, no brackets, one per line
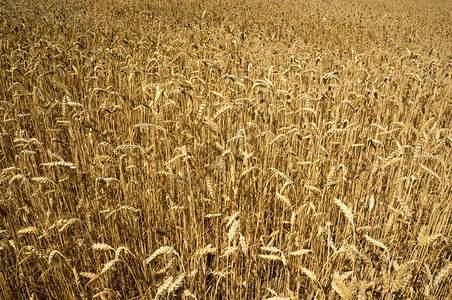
1,0,451,298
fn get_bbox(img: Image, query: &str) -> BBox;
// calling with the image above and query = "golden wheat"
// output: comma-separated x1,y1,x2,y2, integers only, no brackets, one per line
0,0,451,298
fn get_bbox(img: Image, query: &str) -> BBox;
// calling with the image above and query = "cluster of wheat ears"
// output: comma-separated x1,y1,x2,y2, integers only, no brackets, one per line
0,0,451,298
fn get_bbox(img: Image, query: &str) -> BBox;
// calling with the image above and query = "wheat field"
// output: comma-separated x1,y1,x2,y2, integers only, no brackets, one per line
0,0,451,299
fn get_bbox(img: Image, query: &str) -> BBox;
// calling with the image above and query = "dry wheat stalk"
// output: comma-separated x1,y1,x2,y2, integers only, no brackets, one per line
289,249,313,256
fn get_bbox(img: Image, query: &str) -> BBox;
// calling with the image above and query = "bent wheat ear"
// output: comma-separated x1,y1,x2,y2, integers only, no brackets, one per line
92,243,114,251
228,219,239,244
31,177,54,184
168,273,185,294
115,246,135,259
100,259,121,275
239,233,248,255
276,192,291,207
332,272,355,299
195,244,217,256
48,250,65,265
80,272,98,280
300,267,318,282
18,226,40,236
260,246,282,254
221,246,239,257
433,262,452,288
42,161,76,169
364,235,389,259
155,275,174,299
333,198,354,226
144,246,177,266
182,289,197,299
226,212,240,228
